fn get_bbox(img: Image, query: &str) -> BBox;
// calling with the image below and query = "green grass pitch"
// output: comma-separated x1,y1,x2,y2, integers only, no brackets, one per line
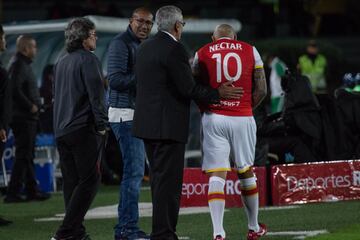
1,186,359,240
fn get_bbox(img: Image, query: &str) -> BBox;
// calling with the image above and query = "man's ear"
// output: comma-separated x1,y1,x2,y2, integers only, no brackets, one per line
23,45,30,55
174,22,180,33
234,34,237,40
211,35,216,42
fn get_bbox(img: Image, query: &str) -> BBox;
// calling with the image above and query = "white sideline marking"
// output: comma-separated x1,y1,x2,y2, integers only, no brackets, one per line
267,230,328,239
34,202,298,222
260,205,300,211
34,203,215,222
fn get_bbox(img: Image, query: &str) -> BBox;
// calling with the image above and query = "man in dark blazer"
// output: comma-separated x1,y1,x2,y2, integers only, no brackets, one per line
5,35,50,203
133,5,243,240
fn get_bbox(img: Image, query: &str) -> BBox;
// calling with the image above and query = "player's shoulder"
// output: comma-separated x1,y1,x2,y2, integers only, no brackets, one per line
196,41,214,54
234,39,254,49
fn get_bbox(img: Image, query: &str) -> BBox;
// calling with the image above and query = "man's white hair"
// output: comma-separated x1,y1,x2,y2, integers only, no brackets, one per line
155,5,183,32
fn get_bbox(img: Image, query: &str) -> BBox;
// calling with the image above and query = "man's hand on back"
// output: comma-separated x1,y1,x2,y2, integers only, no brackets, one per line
218,81,244,99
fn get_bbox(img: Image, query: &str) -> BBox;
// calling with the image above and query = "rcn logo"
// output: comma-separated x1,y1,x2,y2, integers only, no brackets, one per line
287,171,360,193
182,180,244,199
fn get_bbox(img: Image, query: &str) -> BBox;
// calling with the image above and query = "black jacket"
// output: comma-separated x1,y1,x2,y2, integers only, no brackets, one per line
53,49,108,138
133,31,219,143
8,53,41,121
107,26,140,109
0,60,11,130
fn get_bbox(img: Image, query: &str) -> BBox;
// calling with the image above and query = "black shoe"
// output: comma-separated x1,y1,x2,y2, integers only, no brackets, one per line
51,234,91,240
0,217,12,226
115,230,150,240
26,191,51,201
3,194,27,203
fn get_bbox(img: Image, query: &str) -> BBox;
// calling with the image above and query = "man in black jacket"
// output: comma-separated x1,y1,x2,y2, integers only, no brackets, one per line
133,5,243,240
0,24,13,226
51,18,108,240
4,35,50,203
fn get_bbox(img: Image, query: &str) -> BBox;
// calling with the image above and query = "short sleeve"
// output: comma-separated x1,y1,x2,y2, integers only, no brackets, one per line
253,46,263,69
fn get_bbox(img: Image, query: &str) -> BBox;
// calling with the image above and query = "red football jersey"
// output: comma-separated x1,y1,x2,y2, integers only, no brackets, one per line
193,38,261,116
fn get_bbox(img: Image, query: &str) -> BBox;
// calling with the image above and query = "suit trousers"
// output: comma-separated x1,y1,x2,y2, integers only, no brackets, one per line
144,139,185,240
7,120,38,196
55,126,104,238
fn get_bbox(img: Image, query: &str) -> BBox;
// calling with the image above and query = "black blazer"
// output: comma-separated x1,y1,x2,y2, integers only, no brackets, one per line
133,31,219,143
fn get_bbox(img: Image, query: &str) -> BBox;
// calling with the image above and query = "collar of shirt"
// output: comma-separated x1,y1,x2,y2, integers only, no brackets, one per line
128,25,142,43
161,31,177,42
218,37,233,41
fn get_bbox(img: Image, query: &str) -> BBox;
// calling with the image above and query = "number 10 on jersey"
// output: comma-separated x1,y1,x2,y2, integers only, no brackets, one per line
212,52,242,83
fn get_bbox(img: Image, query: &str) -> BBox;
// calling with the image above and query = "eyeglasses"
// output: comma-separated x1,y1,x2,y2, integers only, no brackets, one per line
133,18,154,26
89,32,98,39
178,21,186,27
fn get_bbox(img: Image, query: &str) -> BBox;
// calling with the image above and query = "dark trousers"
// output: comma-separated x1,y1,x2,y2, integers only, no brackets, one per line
144,139,185,240
7,120,38,196
55,127,104,238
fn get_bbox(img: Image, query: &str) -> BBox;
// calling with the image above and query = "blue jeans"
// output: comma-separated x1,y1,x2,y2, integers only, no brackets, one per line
110,121,145,238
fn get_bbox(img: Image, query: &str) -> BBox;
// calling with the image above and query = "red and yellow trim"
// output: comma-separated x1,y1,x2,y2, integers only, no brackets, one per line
208,191,225,202
240,186,258,196
237,166,251,174
205,168,231,173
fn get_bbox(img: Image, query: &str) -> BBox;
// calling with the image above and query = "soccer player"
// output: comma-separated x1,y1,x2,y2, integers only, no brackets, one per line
192,24,267,240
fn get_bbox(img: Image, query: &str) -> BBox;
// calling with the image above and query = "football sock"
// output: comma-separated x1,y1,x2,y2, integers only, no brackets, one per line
240,176,260,232
208,176,226,238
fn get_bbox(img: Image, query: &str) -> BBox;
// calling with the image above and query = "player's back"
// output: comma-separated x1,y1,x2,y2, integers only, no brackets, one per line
195,38,260,116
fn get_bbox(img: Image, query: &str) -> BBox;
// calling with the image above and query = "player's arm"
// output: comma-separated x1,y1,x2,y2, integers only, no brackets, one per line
252,67,267,109
252,46,267,109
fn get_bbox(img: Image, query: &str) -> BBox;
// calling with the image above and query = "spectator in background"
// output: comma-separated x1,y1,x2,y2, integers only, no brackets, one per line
297,40,327,93
133,5,243,239
0,24,13,226
334,73,360,159
51,17,108,240
192,24,267,240
39,64,54,133
4,35,50,203
266,53,287,113
107,7,153,240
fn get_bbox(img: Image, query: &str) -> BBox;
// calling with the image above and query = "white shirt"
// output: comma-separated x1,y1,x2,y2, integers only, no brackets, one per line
162,31,178,42
108,107,134,123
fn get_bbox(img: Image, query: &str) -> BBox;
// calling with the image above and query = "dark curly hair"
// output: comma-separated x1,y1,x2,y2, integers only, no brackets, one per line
65,17,95,53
